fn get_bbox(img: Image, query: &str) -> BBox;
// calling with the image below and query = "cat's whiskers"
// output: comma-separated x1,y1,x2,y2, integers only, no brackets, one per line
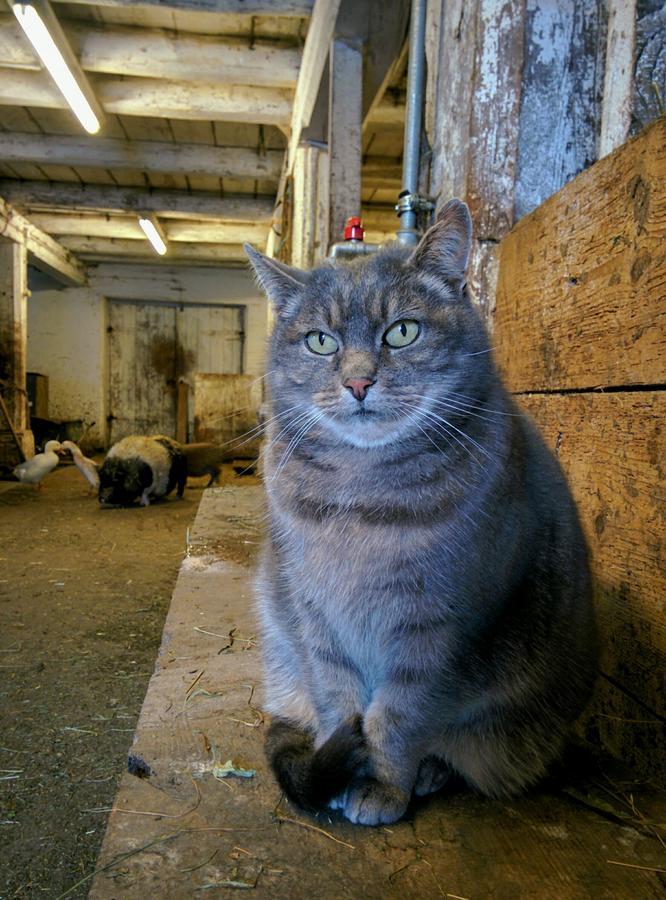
221,401,303,453
462,347,496,357
419,408,491,461
271,410,326,482
445,391,518,417
202,392,292,428
421,394,507,427
261,406,319,463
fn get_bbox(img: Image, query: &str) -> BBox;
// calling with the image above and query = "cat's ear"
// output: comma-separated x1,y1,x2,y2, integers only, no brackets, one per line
408,199,472,290
244,243,310,313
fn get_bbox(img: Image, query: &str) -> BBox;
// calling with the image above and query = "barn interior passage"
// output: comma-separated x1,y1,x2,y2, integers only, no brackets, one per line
0,0,664,897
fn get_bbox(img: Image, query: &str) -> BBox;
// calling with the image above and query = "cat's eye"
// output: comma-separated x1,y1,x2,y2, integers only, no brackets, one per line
305,330,339,355
383,319,420,348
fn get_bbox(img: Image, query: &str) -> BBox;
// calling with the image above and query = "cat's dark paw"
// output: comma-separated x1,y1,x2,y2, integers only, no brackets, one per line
414,755,451,797
342,778,409,826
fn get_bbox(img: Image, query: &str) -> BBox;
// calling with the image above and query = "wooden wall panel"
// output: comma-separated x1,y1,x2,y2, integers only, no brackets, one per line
495,116,666,391
518,392,665,781
516,0,607,220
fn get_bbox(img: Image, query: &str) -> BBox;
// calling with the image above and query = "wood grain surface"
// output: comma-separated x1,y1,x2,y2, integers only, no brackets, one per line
495,116,665,391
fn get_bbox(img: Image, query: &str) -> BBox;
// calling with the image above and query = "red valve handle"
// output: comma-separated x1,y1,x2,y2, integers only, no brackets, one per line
344,216,364,241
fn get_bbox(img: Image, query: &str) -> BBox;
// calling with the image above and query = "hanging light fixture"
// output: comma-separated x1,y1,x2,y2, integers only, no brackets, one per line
11,1,101,134
138,216,168,256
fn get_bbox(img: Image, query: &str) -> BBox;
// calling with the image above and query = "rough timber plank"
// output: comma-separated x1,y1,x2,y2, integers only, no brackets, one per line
0,196,86,287
0,132,283,181
495,115,666,391
517,392,665,783
515,0,607,220
87,487,666,899
466,0,524,240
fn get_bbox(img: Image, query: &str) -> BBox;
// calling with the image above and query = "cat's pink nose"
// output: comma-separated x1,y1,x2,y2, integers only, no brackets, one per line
344,377,375,401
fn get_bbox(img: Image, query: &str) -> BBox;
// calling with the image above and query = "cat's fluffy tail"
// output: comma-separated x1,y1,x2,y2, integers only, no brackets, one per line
265,716,368,811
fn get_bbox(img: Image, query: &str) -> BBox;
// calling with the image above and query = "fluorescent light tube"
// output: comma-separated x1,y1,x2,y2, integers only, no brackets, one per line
12,3,100,134
138,217,168,256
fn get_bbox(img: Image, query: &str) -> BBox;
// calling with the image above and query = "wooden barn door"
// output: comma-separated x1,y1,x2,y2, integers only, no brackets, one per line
107,301,244,445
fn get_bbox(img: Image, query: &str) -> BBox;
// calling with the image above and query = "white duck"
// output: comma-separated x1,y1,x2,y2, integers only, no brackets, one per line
61,440,100,494
13,440,63,489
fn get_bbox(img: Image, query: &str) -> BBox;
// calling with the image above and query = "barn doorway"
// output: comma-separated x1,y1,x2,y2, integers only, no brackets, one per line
107,299,245,444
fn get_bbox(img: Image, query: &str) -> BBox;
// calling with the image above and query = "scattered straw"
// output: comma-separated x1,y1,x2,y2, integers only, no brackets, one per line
98,777,202,820
194,626,227,639
606,860,666,874
180,848,219,874
55,832,182,900
186,670,205,696
274,812,355,850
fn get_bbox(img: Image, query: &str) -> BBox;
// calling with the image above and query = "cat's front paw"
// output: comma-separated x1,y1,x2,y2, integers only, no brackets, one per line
342,778,409,826
414,755,451,797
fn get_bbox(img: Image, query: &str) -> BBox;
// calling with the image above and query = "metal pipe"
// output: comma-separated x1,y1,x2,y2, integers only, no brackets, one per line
329,241,380,260
396,0,428,246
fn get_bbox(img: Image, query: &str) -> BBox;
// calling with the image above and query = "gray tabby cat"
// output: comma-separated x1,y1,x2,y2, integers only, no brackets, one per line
245,200,597,826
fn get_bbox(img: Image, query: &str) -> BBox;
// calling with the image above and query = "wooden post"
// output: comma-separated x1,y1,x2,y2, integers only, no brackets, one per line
599,0,637,158
291,142,329,269
0,237,30,462
328,38,362,249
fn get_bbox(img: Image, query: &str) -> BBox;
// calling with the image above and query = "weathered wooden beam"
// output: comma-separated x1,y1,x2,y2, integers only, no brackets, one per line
0,69,294,126
364,93,406,127
0,238,29,457
0,14,301,88
291,143,329,268
363,39,408,131
52,0,314,14
14,0,105,132
361,204,399,232
362,158,402,188
286,0,342,171
0,12,39,70
0,133,282,181
28,212,269,244
599,0,637,158
0,181,274,221
495,115,665,391
59,236,247,263
515,0,608,220
0,197,86,287
517,391,665,780
328,38,363,245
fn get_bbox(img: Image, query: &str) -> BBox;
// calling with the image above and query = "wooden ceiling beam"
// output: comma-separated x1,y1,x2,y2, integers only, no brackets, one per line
0,14,301,88
286,0,342,172
58,236,248,264
27,212,270,244
0,132,283,180
51,0,314,15
0,196,86,286
0,181,274,221
0,69,294,126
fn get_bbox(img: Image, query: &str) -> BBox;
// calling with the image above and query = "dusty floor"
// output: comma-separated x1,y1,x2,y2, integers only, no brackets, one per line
2,468,665,899
0,462,252,899
90,487,666,900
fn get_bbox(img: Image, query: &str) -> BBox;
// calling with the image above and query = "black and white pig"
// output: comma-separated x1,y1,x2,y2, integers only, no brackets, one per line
98,435,187,507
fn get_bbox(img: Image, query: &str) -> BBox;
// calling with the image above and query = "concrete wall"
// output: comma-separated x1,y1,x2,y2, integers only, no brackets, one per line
27,285,107,448
28,263,268,449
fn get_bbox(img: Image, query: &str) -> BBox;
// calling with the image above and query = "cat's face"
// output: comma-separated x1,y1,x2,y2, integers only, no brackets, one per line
248,200,491,450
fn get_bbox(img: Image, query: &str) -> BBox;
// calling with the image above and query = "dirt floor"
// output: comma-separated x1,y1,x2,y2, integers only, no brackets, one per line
0,462,252,899
2,465,665,899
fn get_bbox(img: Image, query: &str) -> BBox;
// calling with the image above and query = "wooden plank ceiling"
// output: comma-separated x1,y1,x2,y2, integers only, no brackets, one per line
0,0,406,268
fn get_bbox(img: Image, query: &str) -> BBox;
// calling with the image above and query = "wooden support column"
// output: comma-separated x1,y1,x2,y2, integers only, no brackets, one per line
291,142,329,269
599,0,637,158
327,38,362,249
0,238,31,462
